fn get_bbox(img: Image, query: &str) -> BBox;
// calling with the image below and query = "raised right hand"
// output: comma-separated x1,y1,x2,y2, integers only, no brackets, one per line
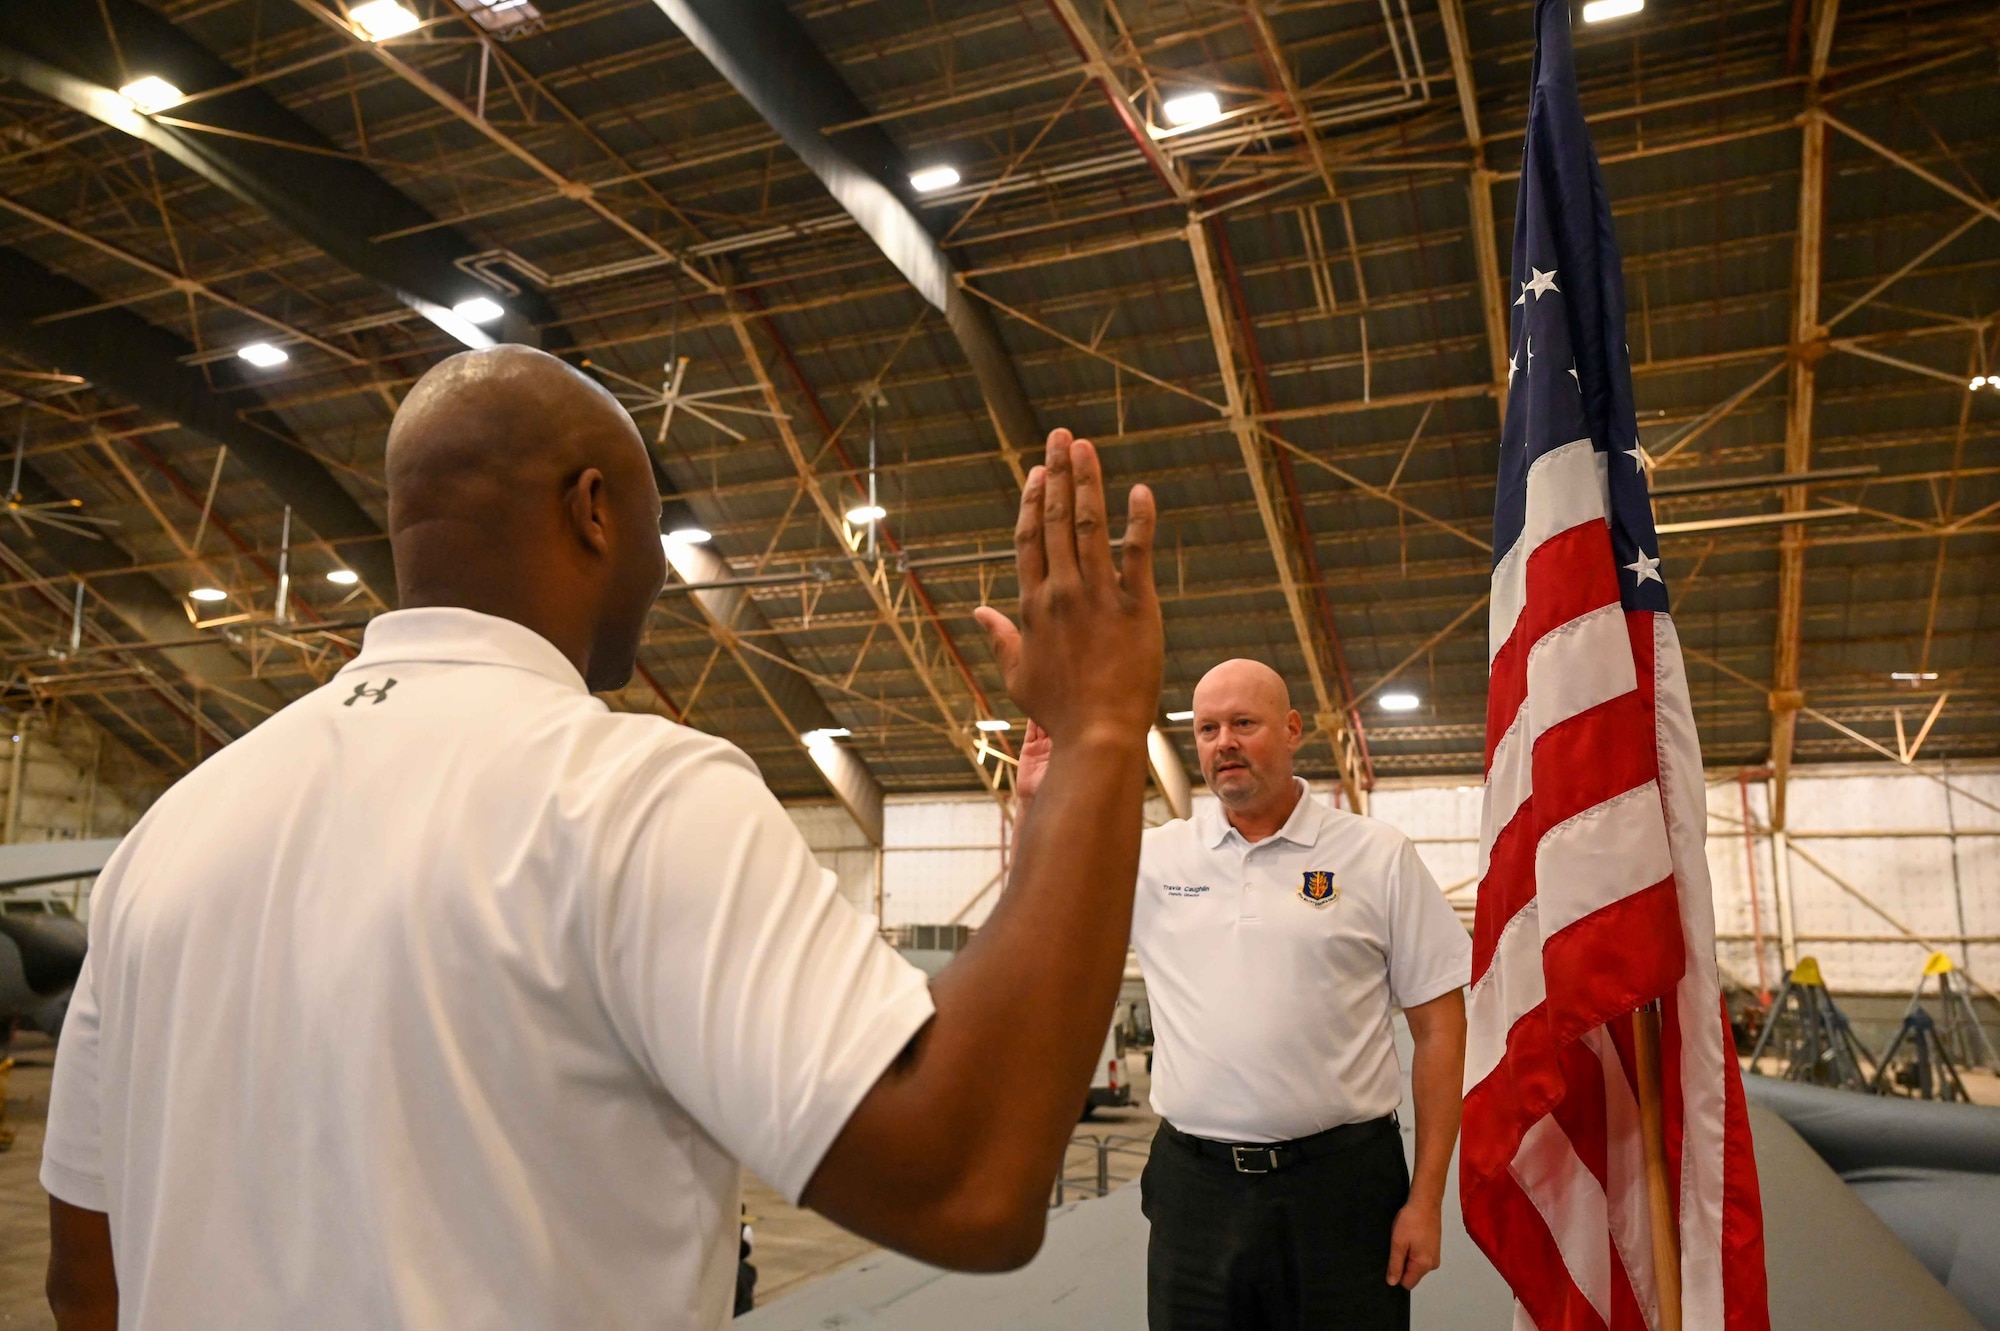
973,429,1161,751
804,428,1160,1273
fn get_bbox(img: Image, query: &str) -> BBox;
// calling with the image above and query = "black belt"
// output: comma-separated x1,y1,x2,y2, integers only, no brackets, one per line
1161,1114,1398,1175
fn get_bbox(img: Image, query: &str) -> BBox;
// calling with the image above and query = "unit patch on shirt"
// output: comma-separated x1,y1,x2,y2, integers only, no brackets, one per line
1298,869,1339,907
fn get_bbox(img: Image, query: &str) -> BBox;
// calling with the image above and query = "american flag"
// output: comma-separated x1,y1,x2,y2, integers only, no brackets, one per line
1461,4,1769,1330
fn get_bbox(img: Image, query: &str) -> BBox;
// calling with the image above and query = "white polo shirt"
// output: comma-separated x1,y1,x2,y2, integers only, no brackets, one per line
1134,779,1470,1143
41,608,934,1330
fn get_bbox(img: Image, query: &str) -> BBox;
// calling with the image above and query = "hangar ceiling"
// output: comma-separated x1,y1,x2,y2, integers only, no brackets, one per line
0,0,1993,822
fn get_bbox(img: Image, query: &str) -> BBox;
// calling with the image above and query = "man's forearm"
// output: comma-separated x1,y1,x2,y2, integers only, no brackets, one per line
930,735,1149,1212
47,1198,118,1331
1409,1048,1459,1204
1405,993,1468,1207
802,732,1149,1268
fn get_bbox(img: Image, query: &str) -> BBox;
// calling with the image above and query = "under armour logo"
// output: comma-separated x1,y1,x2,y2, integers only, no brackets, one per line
344,678,398,707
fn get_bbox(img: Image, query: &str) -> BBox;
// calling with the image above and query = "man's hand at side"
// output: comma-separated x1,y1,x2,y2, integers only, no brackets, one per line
1385,1195,1442,1291
801,429,1161,1272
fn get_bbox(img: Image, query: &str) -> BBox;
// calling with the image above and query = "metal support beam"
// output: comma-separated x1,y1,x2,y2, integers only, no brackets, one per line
715,299,1001,790
1046,0,1188,202
644,0,1208,804
1187,219,1364,810
1770,0,1839,832
1046,0,1365,807
1441,0,1514,413
0,479,282,737
664,541,882,843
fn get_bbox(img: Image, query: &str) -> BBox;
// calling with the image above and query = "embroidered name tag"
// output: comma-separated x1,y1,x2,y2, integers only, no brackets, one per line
1163,883,1210,898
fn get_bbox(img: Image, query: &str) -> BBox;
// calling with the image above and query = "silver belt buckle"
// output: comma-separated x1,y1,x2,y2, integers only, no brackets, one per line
1230,1145,1275,1174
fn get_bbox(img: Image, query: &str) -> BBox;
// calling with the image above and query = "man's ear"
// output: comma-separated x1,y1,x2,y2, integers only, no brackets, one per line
1285,708,1305,751
566,467,612,555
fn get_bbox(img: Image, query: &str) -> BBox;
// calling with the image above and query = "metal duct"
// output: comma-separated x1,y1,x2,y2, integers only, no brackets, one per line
651,0,1043,470
0,0,899,820
0,0,548,341
0,247,397,601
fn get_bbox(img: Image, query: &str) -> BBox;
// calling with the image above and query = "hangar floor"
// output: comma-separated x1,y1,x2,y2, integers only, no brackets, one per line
1,1038,1988,1326
0,1034,55,1331
744,1056,1159,1310
0,1042,1158,1326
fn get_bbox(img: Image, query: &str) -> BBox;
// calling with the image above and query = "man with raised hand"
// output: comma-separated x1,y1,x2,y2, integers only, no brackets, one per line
42,344,1162,1330
1018,659,1470,1331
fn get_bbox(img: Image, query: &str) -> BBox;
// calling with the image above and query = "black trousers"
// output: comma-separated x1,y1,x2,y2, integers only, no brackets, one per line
1139,1117,1411,1331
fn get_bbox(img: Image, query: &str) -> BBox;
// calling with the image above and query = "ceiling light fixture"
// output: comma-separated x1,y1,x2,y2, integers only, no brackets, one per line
189,587,227,603
975,718,1012,732
845,503,887,525
1972,376,1991,390
237,342,289,368
351,0,421,41
326,569,360,585
663,527,712,547
449,0,542,35
409,298,496,350
452,296,505,325
1166,709,1194,722
1581,0,1644,21
1378,692,1421,712
801,727,851,745
1162,92,1222,128
118,75,185,114
1890,671,1940,682
908,165,961,194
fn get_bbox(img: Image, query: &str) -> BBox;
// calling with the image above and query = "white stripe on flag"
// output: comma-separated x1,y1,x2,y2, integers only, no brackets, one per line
1466,899,1546,1092
1488,439,1611,662
1510,1112,1613,1323
1524,601,1636,747
1584,1025,1662,1331
1536,780,1673,937
1479,710,1527,882
1654,614,1729,1328
1481,600,1633,880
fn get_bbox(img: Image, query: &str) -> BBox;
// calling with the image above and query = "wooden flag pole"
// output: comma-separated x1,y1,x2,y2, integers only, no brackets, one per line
1632,1001,1683,1331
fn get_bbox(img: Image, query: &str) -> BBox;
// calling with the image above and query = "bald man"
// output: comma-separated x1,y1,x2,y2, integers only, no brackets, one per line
1020,660,1470,1331
41,346,1165,1330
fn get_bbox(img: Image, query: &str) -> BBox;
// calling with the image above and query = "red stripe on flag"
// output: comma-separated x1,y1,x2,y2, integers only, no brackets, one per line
1541,876,1685,1050
1463,1168,1612,1331
1465,878,1683,1187
1472,688,1662,979
1462,999,1561,1183
1486,520,1625,768
1552,1039,1611,1194
1718,1001,1772,1330
1609,1257,1651,1331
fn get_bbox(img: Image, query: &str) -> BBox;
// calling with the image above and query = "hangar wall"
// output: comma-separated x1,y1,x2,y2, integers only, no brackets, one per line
0,709,159,850
792,761,2000,998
